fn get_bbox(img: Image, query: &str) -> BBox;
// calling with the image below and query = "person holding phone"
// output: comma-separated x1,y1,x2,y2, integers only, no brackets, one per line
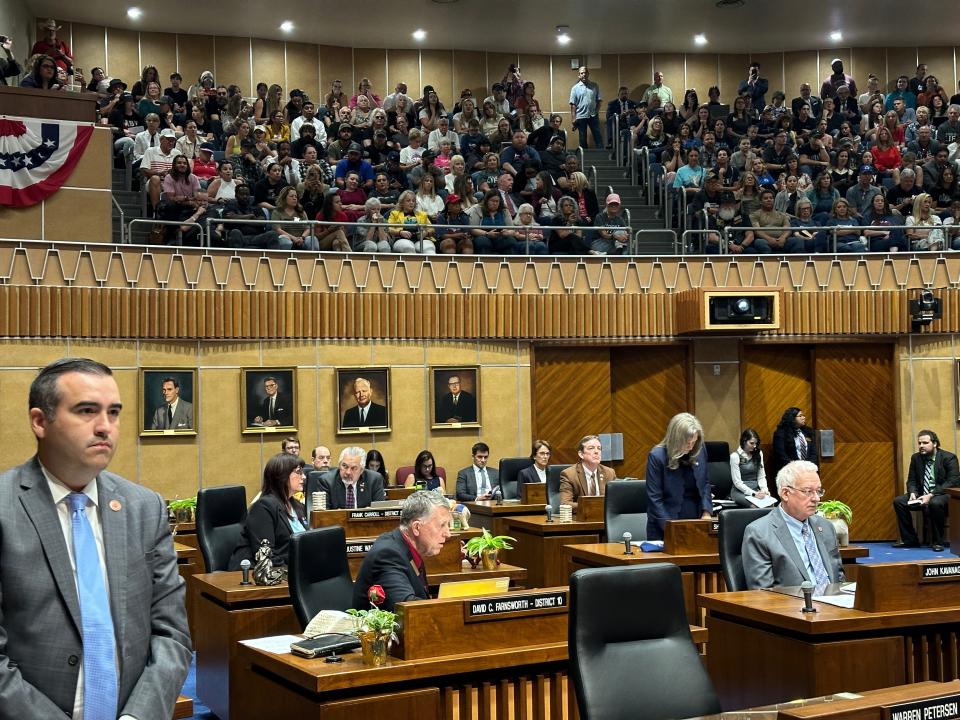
0,35,22,86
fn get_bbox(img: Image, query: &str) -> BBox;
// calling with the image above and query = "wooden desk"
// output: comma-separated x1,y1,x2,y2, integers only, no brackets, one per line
311,508,403,537
498,515,605,588
172,695,193,719
174,542,201,640
701,589,960,710
231,590,708,720
566,543,869,625
385,487,415,501
463,499,545,534
191,561,526,719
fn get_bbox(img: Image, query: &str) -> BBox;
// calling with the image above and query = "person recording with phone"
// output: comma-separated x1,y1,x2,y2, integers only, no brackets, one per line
0,35,22,86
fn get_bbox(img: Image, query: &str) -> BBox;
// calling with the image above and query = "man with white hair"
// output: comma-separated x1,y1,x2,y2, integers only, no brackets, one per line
352,491,451,610
317,446,386,509
742,461,844,589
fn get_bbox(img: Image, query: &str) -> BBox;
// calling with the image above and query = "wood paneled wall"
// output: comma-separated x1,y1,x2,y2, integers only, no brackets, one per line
43,18,960,124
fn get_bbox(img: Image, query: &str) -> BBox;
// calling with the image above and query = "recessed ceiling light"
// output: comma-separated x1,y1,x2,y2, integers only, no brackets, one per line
127,7,142,19
694,34,708,46
280,20,294,32
830,31,843,42
557,33,571,45
412,28,427,41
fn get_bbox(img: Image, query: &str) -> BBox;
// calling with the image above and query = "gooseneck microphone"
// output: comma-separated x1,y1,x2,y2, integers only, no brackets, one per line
800,580,816,613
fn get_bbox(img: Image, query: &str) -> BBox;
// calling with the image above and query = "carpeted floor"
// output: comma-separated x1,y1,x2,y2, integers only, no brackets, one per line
180,542,954,719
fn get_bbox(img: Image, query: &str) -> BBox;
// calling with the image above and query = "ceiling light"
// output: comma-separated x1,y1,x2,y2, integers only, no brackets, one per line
556,25,571,45
830,31,843,42
694,34,708,46
412,29,427,41
280,20,294,32
127,7,142,19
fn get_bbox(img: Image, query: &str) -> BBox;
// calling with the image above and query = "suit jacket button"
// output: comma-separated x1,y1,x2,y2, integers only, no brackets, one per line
67,654,79,666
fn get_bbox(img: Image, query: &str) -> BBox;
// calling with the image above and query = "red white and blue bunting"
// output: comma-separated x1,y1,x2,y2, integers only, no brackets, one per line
0,117,94,207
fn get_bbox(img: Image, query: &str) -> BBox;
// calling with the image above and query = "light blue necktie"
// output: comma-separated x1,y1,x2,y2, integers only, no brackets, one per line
802,522,831,586
67,492,118,720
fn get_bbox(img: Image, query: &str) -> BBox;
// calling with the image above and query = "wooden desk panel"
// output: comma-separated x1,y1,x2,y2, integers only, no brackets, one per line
463,499,545,534
498,515,605,587
701,590,960,710
174,542,200,641
949,488,960,556
172,695,192,720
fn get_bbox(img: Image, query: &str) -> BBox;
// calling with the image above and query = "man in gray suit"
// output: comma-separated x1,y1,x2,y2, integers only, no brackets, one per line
0,358,191,719
455,442,499,501
742,460,843,590
149,376,193,430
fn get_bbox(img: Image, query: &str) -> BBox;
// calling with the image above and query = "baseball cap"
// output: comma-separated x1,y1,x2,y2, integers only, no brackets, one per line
347,142,363,153
720,191,737,204
387,150,401,161
421,149,437,160
605,193,621,205
550,135,566,145
198,143,216,154
445,193,461,206
254,125,266,134
159,128,176,139
859,164,876,175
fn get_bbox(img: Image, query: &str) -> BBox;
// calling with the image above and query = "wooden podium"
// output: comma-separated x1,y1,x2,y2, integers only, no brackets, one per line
575,495,604,522
520,482,546,504
664,518,719,554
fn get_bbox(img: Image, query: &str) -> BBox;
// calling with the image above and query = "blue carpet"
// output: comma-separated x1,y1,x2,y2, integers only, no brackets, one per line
181,653,215,719
854,540,952,563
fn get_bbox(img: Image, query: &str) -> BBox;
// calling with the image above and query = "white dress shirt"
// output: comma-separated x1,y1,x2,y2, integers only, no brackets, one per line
473,465,490,495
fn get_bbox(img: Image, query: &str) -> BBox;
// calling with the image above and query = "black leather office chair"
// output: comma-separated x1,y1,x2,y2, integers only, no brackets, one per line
705,440,734,505
569,564,720,720
604,480,648,541
304,469,332,500
288,526,355,629
546,464,571,512
718,507,773,591
498,457,534,500
196,485,248,572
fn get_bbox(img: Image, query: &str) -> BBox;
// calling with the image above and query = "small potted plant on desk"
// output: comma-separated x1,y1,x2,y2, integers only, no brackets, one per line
817,499,852,547
168,496,197,527
463,528,516,570
348,585,397,666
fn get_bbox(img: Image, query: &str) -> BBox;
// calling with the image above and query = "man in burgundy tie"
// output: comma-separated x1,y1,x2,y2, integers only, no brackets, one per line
318,446,386,509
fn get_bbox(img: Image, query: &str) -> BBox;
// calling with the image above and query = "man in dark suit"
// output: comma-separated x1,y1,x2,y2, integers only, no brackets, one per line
149,376,193,430
251,376,293,427
435,374,477,424
743,461,844,589
0,358,191,719
893,430,960,551
559,434,617,511
353,491,452,611
304,445,333,505
341,377,388,429
455,442,499,501
318,446,386,509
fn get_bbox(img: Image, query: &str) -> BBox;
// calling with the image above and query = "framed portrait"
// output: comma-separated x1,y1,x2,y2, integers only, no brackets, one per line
242,368,298,434
336,367,391,434
139,369,198,437
431,366,480,429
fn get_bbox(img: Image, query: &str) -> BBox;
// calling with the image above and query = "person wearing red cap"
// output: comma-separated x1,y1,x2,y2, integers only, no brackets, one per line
592,193,630,255
436,194,473,253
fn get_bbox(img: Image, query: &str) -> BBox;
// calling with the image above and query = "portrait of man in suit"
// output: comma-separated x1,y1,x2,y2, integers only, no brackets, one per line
149,376,193,431
244,368,297,433
337,369,390,433
0,357,191,718
433,367,480,427
141,369,196,435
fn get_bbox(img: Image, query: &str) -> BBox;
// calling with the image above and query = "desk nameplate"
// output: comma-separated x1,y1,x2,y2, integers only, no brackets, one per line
884,692,960,720
348,509,402,520
464,590,568,623
920,563,960,582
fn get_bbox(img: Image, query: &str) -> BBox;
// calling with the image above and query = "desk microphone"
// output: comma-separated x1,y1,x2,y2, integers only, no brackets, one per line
493,486,503,506
240,559,252,586
622,531,633,555
800,580,816,613
545,504,553,523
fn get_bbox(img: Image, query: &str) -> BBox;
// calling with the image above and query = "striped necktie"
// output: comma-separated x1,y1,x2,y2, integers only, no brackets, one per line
802,522,831,586
924,458,936,493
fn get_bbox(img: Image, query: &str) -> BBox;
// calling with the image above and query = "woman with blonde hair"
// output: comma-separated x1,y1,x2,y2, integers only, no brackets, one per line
645,412,712,541
905,193,945,251
387,190,435,253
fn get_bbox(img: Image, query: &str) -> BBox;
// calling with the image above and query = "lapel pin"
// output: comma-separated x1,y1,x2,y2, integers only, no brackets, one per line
109,500,122,512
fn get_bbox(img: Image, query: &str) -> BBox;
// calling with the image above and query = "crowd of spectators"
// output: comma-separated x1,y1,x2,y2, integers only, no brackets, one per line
9,21,960,254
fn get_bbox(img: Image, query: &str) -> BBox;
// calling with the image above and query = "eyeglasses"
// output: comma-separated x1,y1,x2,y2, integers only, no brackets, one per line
785,486,825,498
294,467,306,475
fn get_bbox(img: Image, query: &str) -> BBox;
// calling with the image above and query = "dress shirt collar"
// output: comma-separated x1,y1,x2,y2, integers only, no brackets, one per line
40,462,99,508
399,529,423,569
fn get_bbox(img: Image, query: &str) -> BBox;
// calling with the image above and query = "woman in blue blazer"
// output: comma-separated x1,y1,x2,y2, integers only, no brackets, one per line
646,413,714,541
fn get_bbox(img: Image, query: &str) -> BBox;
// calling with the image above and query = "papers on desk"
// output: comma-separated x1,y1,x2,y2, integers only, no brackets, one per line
746,494,778,508
840,582,856,594
631,540,665,552
239,635,304,654
812,593,856,608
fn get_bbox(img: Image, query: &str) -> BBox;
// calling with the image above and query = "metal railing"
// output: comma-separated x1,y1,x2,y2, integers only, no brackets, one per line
111,193,126,245
612,114,621,167
631,228,680,255
721,223,910,254
587,165,598,195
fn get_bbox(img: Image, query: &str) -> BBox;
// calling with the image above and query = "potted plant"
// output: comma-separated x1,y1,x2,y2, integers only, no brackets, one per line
818,500,852,547
168,496,197,524
347,585,397,666
463,528,516,570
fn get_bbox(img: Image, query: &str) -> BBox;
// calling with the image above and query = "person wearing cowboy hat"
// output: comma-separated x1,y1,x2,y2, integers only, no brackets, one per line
97,77,128,117
30,18,73,73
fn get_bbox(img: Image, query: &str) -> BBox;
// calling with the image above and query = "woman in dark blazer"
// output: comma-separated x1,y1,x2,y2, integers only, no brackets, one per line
772,407,818,471
518,439,552,484
646,413,713,541
229,453,307,569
